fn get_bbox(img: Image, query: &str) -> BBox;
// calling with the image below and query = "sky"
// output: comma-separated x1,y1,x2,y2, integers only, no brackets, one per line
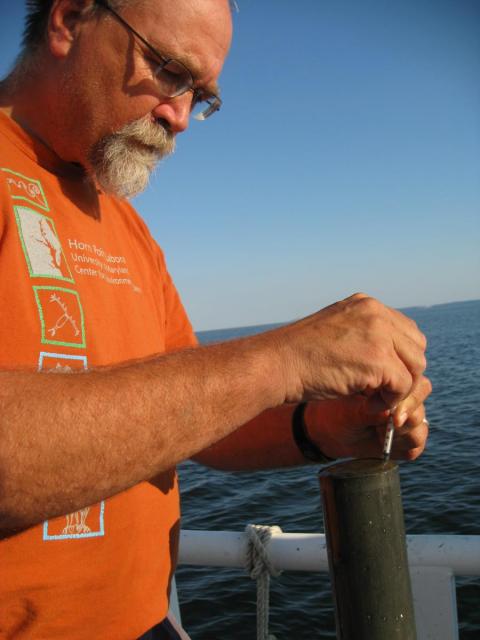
1,1,479,330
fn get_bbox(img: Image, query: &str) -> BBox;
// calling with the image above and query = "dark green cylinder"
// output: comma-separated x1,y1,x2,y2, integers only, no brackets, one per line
319,459,417,640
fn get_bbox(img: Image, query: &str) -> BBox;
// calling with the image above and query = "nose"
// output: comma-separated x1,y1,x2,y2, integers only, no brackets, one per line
152,92,192,134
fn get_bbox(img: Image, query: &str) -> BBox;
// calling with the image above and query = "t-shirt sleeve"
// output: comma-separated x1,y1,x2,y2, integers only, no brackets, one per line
152,242,198,352
122,202,198,352
162,265,199,351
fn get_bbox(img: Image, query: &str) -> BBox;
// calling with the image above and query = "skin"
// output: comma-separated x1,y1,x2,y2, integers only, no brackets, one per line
0,0,431,535
3,0,229,161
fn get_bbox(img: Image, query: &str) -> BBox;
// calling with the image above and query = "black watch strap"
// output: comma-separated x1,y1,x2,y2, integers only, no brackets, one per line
292,402,334,464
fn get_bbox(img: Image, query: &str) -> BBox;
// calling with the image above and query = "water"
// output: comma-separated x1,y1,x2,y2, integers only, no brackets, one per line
176,300,480,639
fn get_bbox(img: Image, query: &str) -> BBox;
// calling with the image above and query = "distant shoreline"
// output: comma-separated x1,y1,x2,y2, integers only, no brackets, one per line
196,298,480,339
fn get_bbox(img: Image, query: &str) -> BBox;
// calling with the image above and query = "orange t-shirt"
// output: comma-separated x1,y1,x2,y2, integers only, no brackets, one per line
0,110,197,639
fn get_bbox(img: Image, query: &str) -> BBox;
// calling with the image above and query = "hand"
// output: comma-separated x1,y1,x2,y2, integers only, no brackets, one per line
272,293,427,410
305,374,432,460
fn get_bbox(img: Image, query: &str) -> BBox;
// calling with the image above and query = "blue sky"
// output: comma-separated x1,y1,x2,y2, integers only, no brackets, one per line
1,1,479,330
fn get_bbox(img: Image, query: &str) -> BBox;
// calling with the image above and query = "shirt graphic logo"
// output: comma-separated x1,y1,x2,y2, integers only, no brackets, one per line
33,286,86,348
63,508,91,535
38,352,88,373
2,168,49,211
43,502,105,541
47,293,80,338
14,206,74,282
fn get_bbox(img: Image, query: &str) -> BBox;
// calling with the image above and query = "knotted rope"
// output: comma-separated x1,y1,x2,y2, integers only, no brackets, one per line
245,524,283,640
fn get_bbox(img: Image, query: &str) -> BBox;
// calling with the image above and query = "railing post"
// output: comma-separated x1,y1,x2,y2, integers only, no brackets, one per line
319,459,417,640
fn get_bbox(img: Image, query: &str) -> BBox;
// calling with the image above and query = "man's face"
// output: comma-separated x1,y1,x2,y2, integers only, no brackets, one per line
59,0,232,197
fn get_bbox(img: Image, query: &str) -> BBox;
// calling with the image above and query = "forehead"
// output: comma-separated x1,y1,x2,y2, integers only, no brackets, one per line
123,0,232,89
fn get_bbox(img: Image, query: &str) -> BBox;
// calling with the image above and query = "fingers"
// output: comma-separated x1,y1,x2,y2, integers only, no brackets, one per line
389,305,427,351
376,308,427,410
392,414,429,460
383,305,427,406
378,360,415,411
279,292,428,409
393,376,432,427
344,296,428,407
391,374,431,459
375,387,430,460
392,333,427,384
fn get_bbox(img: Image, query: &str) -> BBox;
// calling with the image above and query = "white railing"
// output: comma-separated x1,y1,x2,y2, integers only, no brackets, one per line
177,530,480,640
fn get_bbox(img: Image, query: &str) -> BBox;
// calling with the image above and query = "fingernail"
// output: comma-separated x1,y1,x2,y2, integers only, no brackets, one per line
386,405,397,416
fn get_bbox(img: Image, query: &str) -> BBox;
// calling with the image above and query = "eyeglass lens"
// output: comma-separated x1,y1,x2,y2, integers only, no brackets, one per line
155,59,193,98
98,0,222,120
191,97,222,120
155,62,221,120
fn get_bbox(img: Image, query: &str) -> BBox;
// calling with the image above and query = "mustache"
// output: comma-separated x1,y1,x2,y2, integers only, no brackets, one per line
87,115,177,198
114,117,175,156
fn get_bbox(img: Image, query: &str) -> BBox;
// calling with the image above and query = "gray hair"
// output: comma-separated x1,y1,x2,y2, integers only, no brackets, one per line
22,0,236,56
0,0,134,84
2,0,235,85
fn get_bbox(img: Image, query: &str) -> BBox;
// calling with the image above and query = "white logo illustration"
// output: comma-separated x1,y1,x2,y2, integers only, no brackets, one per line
15,206,68,279
47,293,81,338
7,175,43,200
62,508,91,535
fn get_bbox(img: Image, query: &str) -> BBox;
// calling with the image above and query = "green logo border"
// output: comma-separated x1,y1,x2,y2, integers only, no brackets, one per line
33,285,86,349
13,205,74,283
2,168,50,211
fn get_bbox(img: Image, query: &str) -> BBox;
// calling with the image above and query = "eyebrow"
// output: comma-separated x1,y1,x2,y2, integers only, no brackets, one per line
149,39,221,97
100,1,221,99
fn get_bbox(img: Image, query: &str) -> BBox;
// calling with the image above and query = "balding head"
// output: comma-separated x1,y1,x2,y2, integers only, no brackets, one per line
19,0,232,67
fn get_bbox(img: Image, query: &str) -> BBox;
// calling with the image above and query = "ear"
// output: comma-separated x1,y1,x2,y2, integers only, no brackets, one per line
48,0,96,58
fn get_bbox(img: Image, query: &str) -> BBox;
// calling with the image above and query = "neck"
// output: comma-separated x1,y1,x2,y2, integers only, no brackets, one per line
0,55,79,166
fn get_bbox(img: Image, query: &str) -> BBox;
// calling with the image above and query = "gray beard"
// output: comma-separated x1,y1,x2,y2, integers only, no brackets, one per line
88,117,176,199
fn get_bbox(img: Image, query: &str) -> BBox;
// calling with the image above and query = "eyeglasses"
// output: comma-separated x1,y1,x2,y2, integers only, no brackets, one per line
95,0,222,121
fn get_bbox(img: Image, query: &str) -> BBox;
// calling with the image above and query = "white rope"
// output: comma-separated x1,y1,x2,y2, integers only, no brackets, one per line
245,524,283,640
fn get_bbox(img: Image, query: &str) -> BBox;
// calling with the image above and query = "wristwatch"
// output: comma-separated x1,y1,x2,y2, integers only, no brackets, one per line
291,402,335,464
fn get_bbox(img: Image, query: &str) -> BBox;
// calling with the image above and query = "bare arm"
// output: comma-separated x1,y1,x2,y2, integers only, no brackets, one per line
194,376,431,471
0,335,283,532
0,294,427,532
192,404,306,470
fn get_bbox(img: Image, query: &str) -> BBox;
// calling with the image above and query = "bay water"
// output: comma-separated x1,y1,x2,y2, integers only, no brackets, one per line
176,299,480,639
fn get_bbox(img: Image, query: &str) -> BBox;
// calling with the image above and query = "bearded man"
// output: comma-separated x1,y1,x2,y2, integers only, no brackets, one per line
0,1,431,638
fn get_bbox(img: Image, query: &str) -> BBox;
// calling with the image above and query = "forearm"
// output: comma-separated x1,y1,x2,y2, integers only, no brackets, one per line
193,402,338,471
0,335,283,531
192,396,404,471
198,390,430,473
0,293,429,532
192,404,309,471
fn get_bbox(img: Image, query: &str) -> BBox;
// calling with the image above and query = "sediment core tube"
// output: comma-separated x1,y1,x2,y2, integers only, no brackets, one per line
319,459,417,640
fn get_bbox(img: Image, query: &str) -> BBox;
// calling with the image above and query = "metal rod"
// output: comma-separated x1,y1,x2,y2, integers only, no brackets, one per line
319,458,417,640
383,416,395,461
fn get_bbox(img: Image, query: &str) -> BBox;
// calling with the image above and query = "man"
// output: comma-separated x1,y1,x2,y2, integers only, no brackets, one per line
0,1,430,638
